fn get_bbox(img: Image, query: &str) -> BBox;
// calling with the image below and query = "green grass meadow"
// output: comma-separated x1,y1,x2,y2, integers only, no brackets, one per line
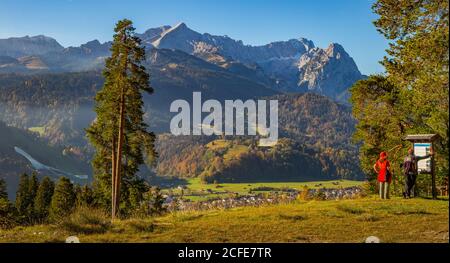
1,196,447,243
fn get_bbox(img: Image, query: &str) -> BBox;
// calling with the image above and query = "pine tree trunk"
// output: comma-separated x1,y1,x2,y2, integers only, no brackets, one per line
113,33,128,219
111,137,117,220
114,86,125,218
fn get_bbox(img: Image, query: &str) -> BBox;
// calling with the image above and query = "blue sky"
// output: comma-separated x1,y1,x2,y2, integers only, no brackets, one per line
0,0,388,75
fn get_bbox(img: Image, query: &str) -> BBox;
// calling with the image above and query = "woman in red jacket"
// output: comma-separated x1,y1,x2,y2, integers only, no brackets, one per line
373,151,391,199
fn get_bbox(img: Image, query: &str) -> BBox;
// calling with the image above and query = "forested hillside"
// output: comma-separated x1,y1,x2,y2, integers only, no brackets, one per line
0,68,362,188
156,93,362,182
0,47,278,145
0,121,90,198
0,72,101,145
0,48,362,191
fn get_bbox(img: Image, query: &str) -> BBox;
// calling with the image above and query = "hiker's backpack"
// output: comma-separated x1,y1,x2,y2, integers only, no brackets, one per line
403,156,416,175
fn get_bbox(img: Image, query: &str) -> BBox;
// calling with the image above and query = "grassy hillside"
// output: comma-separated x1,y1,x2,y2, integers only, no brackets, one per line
1,197,447,243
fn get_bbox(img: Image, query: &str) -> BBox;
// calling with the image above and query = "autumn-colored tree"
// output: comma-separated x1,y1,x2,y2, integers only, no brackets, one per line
351,0,449,192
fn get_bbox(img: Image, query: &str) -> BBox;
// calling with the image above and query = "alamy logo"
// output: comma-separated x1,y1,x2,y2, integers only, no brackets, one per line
170,92,278,146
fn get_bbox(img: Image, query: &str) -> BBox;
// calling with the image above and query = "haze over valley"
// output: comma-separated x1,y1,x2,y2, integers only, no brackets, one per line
0,23,365,197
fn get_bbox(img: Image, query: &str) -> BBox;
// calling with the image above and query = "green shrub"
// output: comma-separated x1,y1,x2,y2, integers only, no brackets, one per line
133,187,167,217
0,198,18,230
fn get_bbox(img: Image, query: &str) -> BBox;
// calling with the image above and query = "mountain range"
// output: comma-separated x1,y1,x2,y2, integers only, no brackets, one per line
0,23,364,196
0,22,364,102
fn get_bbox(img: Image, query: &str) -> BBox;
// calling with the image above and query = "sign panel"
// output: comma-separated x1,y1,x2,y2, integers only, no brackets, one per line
414,143,432,173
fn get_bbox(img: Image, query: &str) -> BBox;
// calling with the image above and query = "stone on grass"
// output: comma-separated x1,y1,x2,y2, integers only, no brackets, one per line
65,236,80,243
365,236,380,243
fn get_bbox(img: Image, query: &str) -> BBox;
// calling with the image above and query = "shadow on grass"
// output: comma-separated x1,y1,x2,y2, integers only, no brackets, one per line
278,214,307,221
59,207,111,235
392,209,434,215
419,196,449,201
357,214,380,222
128,220,155,233
336,204,366,215
176,214,204,222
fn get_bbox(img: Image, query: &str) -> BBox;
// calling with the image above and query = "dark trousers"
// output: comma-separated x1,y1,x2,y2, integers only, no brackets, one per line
404,173,417,197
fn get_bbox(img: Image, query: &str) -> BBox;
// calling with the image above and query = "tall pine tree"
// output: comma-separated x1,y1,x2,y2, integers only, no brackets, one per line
34,176,54,222
15,173,31,222
0,178,7,200
49,177,76,221
0,179,16,230
75,184,94,207
86,19,157,219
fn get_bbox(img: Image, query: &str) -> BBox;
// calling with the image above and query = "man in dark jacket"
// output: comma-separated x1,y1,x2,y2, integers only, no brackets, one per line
402,147,433,198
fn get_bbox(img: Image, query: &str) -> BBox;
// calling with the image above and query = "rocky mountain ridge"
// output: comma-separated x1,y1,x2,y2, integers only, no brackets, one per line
0,23,364,102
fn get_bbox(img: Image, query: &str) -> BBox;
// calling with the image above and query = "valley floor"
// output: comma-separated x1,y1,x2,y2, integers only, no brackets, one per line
0,196,448,243
164,178,364,201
